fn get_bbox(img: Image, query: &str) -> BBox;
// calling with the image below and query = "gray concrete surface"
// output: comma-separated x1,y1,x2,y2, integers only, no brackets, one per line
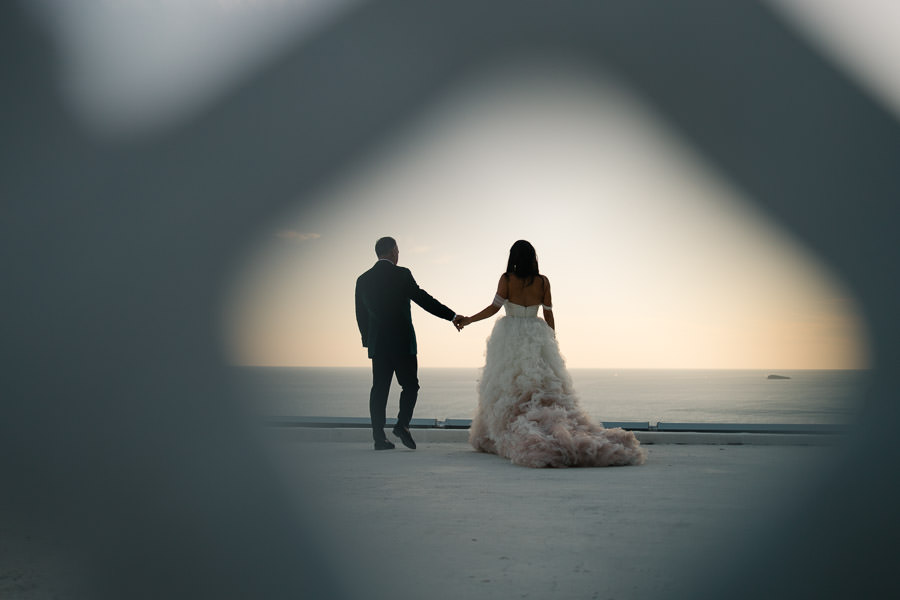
0,431,844,599
265,436,843,600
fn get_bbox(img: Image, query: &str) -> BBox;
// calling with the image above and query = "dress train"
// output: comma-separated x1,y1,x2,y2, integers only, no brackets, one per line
469,303,645,468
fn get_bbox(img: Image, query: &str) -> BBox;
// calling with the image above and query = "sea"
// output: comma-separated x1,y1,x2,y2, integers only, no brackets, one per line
232,367,869,424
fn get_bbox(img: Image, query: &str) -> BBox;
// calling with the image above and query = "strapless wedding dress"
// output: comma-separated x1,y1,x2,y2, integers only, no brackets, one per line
469,302,646,467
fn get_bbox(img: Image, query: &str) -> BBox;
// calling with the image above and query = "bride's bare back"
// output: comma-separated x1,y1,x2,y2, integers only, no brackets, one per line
501,273,551,307
462,272,555,330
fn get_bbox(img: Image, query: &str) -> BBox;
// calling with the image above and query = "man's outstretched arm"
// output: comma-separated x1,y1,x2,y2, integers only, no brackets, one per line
404,269,455,321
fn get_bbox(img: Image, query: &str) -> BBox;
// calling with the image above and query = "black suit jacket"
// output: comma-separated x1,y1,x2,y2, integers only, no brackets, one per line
355,260,455,358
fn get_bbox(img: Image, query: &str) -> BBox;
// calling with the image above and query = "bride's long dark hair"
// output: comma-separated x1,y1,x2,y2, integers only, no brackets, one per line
505,240,540,286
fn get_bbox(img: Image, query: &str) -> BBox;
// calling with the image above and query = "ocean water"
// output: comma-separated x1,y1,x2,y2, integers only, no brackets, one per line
232,367,868,424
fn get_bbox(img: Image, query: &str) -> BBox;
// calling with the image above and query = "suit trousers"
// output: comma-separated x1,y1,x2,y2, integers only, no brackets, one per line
369,353,419,441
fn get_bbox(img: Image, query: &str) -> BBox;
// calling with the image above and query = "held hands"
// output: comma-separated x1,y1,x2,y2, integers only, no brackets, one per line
452,315,474,331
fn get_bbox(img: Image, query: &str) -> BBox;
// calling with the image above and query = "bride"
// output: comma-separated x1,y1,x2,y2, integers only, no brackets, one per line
459,240,646,468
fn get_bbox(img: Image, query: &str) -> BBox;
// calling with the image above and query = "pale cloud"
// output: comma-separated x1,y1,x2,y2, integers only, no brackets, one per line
276,230,321,242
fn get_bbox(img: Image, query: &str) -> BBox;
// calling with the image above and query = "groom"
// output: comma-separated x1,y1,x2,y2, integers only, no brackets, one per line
355,237,463,450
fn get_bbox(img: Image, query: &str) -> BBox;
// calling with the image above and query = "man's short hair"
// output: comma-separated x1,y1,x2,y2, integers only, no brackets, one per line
375,236,397,258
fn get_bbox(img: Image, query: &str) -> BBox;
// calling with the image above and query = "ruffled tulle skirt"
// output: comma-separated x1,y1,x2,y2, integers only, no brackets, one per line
469,316,646,468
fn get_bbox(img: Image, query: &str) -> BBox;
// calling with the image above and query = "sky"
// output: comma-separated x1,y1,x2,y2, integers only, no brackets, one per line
31,0,900,369
220,63,870,369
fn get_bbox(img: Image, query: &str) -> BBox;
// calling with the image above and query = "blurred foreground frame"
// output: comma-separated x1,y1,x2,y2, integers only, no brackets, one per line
2,0,898,598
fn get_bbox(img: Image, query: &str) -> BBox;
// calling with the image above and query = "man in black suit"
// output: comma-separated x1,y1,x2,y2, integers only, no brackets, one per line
355,237,464,450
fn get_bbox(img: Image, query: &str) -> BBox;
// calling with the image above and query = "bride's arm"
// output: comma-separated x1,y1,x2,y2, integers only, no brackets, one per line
541,275,555,330
464,303,500,326
462,275,507,326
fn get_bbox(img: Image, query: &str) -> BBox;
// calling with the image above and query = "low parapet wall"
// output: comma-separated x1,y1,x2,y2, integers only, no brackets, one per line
267,421,847,446
265,415,848,433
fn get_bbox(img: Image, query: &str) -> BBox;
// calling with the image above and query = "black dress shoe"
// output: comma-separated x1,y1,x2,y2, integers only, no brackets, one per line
392,426,417,450
374,439,395,450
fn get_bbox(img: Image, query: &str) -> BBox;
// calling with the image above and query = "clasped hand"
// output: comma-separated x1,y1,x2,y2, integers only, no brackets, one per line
452,315,471,331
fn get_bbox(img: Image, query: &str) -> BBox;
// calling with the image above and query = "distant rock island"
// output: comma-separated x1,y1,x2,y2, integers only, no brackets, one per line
767,374,791,380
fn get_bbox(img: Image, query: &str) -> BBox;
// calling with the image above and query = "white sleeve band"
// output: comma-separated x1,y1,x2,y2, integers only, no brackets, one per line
542,304,553,311
492,294,505,307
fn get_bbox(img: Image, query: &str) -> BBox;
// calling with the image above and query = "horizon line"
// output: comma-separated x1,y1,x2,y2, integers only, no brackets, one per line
229,364,869,371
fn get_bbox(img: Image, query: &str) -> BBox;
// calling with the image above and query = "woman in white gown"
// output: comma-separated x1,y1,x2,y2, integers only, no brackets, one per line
459,241,646,468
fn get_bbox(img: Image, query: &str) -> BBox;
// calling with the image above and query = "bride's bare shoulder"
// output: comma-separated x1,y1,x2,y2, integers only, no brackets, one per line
496,273,509,293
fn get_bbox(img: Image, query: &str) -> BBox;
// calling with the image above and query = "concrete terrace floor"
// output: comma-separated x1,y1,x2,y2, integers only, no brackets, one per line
0,430,846,600
264,430,844,600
